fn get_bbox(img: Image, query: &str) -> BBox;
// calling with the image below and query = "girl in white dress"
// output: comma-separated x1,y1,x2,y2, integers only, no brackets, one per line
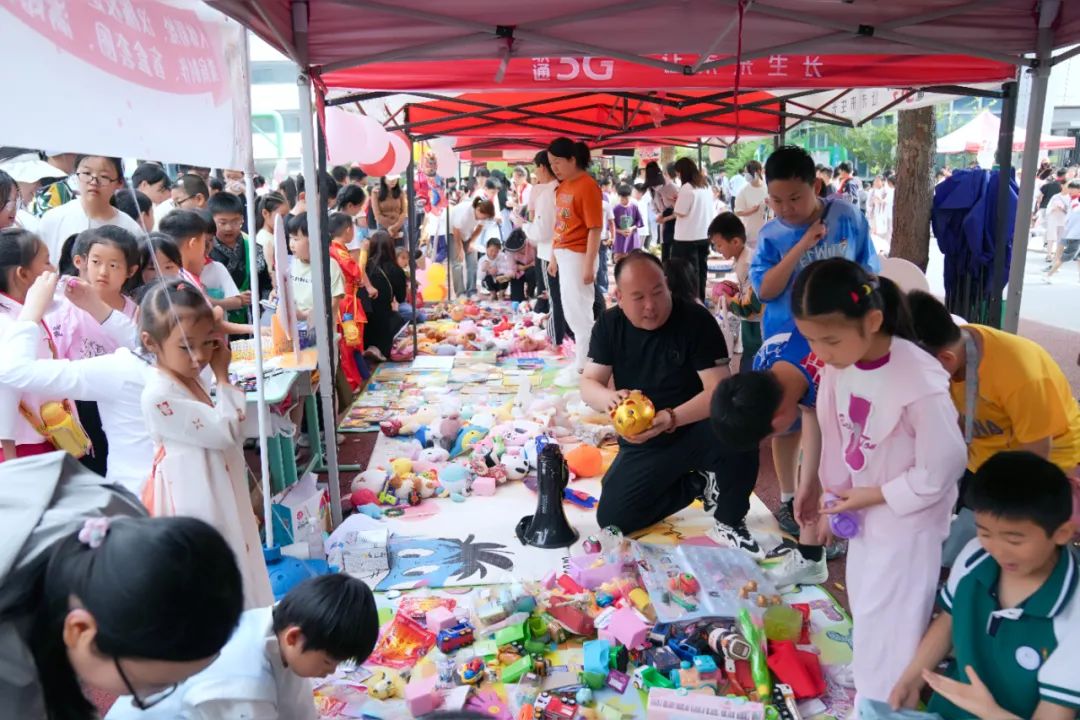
139,278,273,609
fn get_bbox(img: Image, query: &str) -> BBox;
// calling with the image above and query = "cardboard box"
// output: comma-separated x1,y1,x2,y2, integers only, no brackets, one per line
271,473,330,551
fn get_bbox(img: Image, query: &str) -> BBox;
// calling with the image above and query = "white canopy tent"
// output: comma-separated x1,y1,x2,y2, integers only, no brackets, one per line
937,107,1076,154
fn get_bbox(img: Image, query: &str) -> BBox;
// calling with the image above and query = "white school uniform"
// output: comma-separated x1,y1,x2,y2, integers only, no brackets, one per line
0,320,152,496
106,607,318,720
141,368,273,609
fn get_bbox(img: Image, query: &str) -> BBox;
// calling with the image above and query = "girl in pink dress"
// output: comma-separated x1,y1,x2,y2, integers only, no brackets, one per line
139,278,273,609
792,258,967,713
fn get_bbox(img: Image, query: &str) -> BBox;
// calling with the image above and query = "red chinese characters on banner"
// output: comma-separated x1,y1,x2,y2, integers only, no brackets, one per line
322,53,1014,92
3,0,228,102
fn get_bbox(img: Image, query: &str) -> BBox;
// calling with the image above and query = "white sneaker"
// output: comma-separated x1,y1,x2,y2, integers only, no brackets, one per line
553,366,580,387
708,520,765,561
764,548,828,588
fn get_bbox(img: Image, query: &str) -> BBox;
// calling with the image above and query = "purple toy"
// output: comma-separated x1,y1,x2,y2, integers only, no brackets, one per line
824,492,860,539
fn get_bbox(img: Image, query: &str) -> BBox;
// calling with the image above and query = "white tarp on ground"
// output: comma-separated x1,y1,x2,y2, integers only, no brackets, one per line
0,0,251,169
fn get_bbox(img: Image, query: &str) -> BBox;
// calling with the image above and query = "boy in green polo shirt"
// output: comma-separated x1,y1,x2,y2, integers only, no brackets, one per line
889,451,1079,719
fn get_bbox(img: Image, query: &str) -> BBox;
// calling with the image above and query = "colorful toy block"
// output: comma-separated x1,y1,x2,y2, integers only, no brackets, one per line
597,607,650,650
404,674,442,716
425,606,457,632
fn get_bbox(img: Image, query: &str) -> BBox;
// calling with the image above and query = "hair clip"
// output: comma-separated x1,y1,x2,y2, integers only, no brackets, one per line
175,281,188,292
862,283,874,296
850,291,861,304
78,517,110,549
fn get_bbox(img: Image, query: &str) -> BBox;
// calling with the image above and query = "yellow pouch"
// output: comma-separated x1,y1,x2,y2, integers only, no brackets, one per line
20,400,91,459
341,318,362,348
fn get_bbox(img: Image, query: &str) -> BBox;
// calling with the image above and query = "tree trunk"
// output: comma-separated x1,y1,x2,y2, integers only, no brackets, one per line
891,106,935,270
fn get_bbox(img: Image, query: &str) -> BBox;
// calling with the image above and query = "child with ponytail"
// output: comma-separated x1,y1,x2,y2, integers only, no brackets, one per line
0,449,243,720
792,258,967,712
139,278,274,608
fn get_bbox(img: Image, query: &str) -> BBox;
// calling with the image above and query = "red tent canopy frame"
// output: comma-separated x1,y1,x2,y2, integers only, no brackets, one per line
205,2,1080,494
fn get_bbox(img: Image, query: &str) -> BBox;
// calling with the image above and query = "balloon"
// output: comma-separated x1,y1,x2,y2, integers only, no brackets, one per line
387,132,411,177
325,108,391,165
878,255,930,294
420,263,448,302
359,143,395,177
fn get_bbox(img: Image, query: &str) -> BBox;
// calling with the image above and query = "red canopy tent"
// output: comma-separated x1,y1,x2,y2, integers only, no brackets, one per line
205,0,1080,492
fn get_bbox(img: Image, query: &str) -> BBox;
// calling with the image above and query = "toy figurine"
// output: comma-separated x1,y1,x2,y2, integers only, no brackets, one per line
460,656,486,684
669,573,700,595
609,390,655,437
367,668,405,700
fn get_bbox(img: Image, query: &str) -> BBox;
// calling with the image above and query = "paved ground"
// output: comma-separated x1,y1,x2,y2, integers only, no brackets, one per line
926,233,1080,393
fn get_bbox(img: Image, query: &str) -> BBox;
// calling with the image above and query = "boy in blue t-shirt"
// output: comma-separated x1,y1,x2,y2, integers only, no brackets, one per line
710,328,830,588
889,452,1080,720
749,145,879,339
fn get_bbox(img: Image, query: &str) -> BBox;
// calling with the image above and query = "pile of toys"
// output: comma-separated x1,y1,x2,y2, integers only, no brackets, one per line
391,298,552,360
352,528,830,720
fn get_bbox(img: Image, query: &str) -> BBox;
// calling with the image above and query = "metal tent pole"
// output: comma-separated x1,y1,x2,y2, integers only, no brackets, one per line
988,80,1017,328
1004,3,1056,333
293,1,343,526
240,29,273,548
406,135,419,355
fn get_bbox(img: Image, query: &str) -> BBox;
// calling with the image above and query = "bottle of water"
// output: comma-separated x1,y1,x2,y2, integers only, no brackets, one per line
823,493,860,538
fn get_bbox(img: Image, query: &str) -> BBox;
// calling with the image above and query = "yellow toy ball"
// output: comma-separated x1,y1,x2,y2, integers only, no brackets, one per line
390,458,413,477
610,390,655,437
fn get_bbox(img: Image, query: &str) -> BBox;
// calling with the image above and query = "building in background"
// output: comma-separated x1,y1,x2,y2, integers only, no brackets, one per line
250,37,300,180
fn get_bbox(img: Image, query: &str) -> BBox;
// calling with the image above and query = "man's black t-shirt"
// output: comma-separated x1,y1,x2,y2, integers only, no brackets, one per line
588,298,729,419
1039,181,1061,209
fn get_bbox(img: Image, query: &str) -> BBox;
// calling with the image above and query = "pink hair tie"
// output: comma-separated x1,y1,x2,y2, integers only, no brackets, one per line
77,517,110,549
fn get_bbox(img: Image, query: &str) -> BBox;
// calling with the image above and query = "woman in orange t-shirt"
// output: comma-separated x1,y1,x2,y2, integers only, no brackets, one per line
547,138,603,386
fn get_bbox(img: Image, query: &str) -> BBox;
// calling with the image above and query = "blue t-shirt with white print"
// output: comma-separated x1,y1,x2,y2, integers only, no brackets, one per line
750,198,879,339
753,330,824,409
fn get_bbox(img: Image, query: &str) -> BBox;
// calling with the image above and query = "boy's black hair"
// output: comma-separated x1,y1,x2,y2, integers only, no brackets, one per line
327,211,353,239
287,211,309,237
331,165,349,184
633,182,647,193
708,211,746,242
836,161,852,174
745,160,762,176
159,209,209,241
348,166,367,183
208,176,225,193
616,183,632,197
765,145,816,185
175,173,209,202
208,191,244,217
272,574,379,663
485,238,502,250
111,189,151,223
131,162,171,190
966,451,1074,536
710,372,784,450
908,290,962,354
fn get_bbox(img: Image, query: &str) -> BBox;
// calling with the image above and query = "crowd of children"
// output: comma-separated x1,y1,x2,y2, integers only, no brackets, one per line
0,140,1077,720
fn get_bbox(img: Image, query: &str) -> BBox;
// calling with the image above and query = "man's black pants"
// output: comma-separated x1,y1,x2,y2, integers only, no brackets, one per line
596,420,759,535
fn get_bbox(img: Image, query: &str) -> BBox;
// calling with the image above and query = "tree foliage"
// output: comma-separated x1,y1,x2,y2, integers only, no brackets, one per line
724,141,768,176
821,122,898,175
